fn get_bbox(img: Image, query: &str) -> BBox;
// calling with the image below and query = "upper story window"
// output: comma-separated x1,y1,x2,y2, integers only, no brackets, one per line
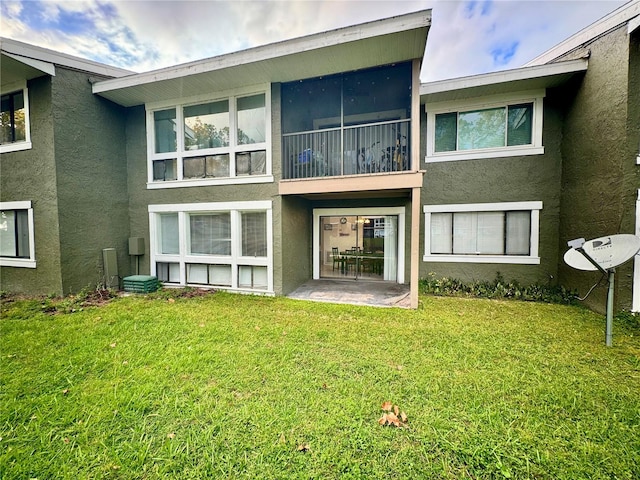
146,87,271,189
0,200,36,268
425,90,544,163
1,82,32,154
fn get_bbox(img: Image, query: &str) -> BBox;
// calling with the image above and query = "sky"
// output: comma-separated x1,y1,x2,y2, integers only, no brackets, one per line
0,0,631,82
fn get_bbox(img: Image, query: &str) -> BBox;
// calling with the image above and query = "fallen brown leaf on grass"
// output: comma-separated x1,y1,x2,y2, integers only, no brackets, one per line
297,443,310,452
379,401,408,428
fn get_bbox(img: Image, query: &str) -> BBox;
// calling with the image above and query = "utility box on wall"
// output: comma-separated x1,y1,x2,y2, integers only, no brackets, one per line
102,248,118,289
129,237,145,256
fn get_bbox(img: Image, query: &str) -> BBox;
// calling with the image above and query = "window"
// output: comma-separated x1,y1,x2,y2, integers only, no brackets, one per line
423,201,542,264
1,83,31,153
0,201,35,268
425,91,544,163
149,201,272,292
147,88,271,188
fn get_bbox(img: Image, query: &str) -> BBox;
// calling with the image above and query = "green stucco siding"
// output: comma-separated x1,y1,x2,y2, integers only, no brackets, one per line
554,25,637,312
0,75,64,295
52,68,130,293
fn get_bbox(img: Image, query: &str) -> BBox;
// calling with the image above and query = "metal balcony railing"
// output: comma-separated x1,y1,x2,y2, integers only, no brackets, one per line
282,119,410,180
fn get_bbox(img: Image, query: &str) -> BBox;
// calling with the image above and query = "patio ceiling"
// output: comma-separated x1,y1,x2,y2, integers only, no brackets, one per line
93,10,431,107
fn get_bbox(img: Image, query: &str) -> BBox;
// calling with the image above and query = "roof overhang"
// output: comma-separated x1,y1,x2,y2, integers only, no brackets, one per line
420,58,588,104
1,51,55,86
93,10,431,107
0,37,132,87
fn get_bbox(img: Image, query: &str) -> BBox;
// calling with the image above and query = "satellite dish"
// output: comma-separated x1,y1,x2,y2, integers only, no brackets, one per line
564,234,640,271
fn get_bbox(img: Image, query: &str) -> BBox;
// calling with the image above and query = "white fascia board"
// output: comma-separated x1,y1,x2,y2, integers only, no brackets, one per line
0,37,133,77
526,1,640,66
420,59,588,98
93,9,431,95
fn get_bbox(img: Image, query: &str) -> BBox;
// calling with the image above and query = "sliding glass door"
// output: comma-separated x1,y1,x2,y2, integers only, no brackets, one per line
319,215,398,281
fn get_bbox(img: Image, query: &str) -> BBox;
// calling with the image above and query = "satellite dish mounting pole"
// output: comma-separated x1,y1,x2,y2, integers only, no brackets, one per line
574,245,615,346
605,269,615,347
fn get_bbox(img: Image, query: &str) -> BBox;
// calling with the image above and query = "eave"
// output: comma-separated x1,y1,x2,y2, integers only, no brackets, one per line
0,37,132,86
419,58,588,104
92,10,431,107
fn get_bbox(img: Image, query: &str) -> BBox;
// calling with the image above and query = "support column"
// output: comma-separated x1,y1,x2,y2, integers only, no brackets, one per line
410,186,421,309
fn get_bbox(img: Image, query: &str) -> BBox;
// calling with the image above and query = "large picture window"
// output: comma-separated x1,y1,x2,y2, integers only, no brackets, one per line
149,202,272,292
423,202,542,264
0,201,35,268
147,88,271,188
1,83,31,153
426,91,544,163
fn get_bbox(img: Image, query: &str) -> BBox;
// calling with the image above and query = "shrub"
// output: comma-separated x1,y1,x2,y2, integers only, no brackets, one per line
419,272,578,305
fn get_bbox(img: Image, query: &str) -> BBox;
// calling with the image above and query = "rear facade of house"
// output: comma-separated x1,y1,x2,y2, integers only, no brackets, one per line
1,3,639,312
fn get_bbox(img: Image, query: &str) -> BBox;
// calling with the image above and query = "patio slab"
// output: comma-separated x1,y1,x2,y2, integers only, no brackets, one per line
287,279,411,308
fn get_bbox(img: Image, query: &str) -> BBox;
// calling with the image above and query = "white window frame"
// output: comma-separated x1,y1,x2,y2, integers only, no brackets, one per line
148,201,273,293
312,206,406,283
425,90,545,163
423,201,542,264
1,81,32,154
145,85,273,189
0,200,36,268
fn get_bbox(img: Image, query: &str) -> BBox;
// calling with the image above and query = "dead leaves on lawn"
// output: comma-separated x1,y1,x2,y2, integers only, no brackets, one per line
378,401,408,428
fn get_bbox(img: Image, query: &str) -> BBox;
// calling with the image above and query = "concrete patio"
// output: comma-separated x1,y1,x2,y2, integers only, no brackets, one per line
287,279,411,308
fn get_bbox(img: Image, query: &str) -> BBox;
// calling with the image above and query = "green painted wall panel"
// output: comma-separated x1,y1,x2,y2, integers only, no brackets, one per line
0,75,64,295
52,68,130,293
555,25,637,312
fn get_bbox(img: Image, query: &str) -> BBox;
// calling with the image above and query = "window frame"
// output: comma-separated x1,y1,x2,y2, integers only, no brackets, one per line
1,81,32,154
149,201,273,293
145,85,272,189
425,90,544,163
423,201,542,264
0,200,36,268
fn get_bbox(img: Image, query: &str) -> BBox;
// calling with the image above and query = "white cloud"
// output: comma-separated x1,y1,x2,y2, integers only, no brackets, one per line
0,0,629,81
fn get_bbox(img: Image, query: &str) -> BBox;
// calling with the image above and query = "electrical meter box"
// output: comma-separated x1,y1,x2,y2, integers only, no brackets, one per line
128,237,145,256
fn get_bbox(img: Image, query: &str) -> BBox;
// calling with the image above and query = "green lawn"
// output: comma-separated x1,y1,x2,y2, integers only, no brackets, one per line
1,291,639,479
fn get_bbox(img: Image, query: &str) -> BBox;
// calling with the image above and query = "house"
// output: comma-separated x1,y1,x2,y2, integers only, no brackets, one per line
1,2,638,313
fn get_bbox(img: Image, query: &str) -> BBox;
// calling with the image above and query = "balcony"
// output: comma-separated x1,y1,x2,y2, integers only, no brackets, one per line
282,119,410,180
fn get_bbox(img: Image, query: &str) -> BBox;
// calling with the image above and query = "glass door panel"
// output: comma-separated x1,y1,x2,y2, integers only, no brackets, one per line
319,215,397,281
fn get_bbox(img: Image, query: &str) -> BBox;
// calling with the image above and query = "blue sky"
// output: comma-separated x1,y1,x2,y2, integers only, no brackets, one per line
0,0,629,82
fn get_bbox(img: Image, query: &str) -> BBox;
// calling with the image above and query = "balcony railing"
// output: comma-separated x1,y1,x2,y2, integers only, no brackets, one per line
282,119,410,180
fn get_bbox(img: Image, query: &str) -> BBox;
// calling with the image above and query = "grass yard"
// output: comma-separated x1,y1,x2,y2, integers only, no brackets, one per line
1,291,639,479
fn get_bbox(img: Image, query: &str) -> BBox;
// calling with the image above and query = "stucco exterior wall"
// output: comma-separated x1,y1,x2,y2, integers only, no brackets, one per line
419,92,565,285
0,75,64,295
51,68,130,293
554,25,636,312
